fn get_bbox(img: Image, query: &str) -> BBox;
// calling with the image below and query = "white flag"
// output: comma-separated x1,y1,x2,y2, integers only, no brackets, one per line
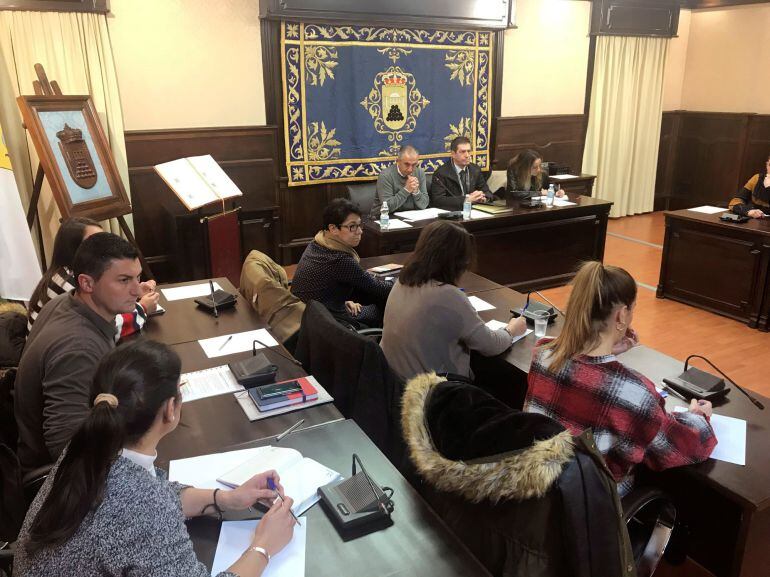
0,126,41,301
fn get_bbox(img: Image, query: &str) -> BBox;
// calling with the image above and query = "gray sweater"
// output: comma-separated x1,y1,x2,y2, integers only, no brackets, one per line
381,280,512,380
14,293,116,473
370,164,429,218
14,455,236,577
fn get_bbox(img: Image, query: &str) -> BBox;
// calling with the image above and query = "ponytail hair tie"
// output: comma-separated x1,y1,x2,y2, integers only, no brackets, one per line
93,393,119,408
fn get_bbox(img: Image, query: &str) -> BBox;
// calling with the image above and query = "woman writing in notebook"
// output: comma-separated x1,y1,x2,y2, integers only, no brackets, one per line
506,149,565,199
524,261,717,495
14,340,295,577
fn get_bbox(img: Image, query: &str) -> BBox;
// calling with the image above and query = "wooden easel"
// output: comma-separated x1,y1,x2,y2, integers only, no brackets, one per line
22,64,153,279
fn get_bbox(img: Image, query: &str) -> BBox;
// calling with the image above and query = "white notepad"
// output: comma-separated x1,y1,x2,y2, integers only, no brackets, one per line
180,364,242,403
468,295,495,312
485,319,533,345
198,328,279,358
376,218,412,230
393,208,448,221
212,519,306,577
217,446,342,516
161,282,223,301
688,206,727,214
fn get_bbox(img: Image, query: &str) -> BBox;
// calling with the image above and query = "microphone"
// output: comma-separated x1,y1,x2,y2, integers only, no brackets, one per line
252,339,303,367
684,355,764,410
531,291,565,317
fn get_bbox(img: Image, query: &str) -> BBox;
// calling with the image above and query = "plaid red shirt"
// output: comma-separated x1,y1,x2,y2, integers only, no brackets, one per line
525,343,717,492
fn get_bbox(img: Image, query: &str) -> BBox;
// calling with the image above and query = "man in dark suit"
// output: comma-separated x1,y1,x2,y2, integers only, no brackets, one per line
429,136,494,210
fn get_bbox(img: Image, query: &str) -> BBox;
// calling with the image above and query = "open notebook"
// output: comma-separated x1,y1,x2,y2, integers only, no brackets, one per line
217,446,342,516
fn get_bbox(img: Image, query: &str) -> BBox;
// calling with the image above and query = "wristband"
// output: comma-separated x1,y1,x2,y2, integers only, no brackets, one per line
249,545,270,564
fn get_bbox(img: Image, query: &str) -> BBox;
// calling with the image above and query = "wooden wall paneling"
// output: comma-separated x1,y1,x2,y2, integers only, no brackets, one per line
125,127,280,283
493,115,587,174
654,111,681,211
590,0,680,37
259,0,513,29
668,112,751,209
741,115,770,185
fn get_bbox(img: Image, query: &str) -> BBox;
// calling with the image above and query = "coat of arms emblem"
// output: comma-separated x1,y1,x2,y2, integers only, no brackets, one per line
361,66,430,156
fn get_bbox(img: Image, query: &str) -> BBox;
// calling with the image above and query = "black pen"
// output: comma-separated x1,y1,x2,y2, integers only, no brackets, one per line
209,279,218,318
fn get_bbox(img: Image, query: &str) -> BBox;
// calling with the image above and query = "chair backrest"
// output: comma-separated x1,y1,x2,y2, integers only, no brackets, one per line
239,250,305,344
294,301,404,462
345,182,378,216
203,208,242,287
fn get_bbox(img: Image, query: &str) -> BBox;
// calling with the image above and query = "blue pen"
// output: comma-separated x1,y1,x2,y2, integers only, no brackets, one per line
267,477,301,526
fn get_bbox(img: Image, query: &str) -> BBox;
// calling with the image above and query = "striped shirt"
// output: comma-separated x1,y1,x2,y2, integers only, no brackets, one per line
27,267,146,342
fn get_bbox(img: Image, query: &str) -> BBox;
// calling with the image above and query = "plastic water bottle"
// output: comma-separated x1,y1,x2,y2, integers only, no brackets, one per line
380,201,390,230
462,194,472,220
545,184,556,207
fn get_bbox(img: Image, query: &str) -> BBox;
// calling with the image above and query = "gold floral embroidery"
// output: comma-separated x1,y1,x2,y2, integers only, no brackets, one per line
307,122,341,161
305,46,338,86
445,50,475,86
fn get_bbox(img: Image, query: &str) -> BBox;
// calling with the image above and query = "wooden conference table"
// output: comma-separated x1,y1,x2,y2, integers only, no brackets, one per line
144,278,490,576
658,209,770,330
358,193,613,291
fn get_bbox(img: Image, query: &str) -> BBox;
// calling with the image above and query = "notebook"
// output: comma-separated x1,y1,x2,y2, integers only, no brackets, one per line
217,446,342,516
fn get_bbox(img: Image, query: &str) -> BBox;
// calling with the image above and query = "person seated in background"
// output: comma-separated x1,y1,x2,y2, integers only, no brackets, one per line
370,144,428,219
524,261,717,495
27,216,158,339
380,220,526,381
291,198,392,328
15,233,144,473
506,149,565,199
14,340,295,577
729,153,770,218
429,136,494,210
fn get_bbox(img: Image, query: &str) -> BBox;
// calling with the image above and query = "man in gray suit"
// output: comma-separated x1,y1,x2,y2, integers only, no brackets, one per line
370,145,429,218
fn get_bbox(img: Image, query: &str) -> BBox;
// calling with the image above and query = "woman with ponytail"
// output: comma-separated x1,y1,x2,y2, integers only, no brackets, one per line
524,261,717,495
14,339,295,577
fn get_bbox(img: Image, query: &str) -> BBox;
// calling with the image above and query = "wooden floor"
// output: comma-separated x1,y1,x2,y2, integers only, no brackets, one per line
541,211,770,399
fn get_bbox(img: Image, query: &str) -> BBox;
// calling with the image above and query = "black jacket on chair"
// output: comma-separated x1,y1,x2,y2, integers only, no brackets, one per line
402,374,636,577
294,301,405,464
429,160,493,210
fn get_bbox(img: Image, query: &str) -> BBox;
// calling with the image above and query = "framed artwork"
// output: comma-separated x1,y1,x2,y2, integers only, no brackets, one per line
16,95,131,221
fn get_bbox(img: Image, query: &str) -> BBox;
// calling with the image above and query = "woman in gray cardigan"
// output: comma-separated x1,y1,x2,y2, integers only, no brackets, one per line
381,220,527,381
14,340,295,577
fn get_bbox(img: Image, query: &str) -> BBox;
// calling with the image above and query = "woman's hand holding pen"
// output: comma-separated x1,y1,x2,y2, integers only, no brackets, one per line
221,470,285,511
506,316,527,338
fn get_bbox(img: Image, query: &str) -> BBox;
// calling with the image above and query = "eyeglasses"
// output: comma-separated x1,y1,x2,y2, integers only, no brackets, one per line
338,222,363,232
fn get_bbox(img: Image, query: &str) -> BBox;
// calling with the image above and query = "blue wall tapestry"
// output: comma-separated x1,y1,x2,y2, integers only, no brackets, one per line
281,22,494,186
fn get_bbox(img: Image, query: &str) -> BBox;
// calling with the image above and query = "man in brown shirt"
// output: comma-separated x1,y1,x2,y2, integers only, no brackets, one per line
14,232,142,473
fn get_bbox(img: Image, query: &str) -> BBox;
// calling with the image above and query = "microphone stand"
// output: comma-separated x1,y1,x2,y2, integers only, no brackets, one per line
252,339,303,367
685,354,764,410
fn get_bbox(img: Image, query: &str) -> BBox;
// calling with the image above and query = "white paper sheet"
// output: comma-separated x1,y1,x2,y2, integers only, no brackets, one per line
549,174,579,180
469,209,494,219
199,328,279,358
393,208,448,221
552,198,577,207
376,218,412,230
484,319,533,344
672,407,746,466
687,206,727,214
468,296,495,312
161,282,223,301
212,520,306,577
169,447,270,490
180,364,243,403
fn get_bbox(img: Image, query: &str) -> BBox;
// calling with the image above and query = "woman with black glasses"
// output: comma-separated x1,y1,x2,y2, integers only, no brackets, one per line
291,198,393,328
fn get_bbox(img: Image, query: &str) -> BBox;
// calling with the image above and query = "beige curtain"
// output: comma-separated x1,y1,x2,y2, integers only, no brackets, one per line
582,35,668,218
0,10,129,260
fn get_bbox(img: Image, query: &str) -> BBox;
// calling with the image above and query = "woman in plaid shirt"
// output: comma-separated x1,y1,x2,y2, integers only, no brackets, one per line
524,261,717,494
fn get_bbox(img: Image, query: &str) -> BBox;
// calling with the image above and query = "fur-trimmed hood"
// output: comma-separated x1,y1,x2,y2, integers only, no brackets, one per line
402,373,575,503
